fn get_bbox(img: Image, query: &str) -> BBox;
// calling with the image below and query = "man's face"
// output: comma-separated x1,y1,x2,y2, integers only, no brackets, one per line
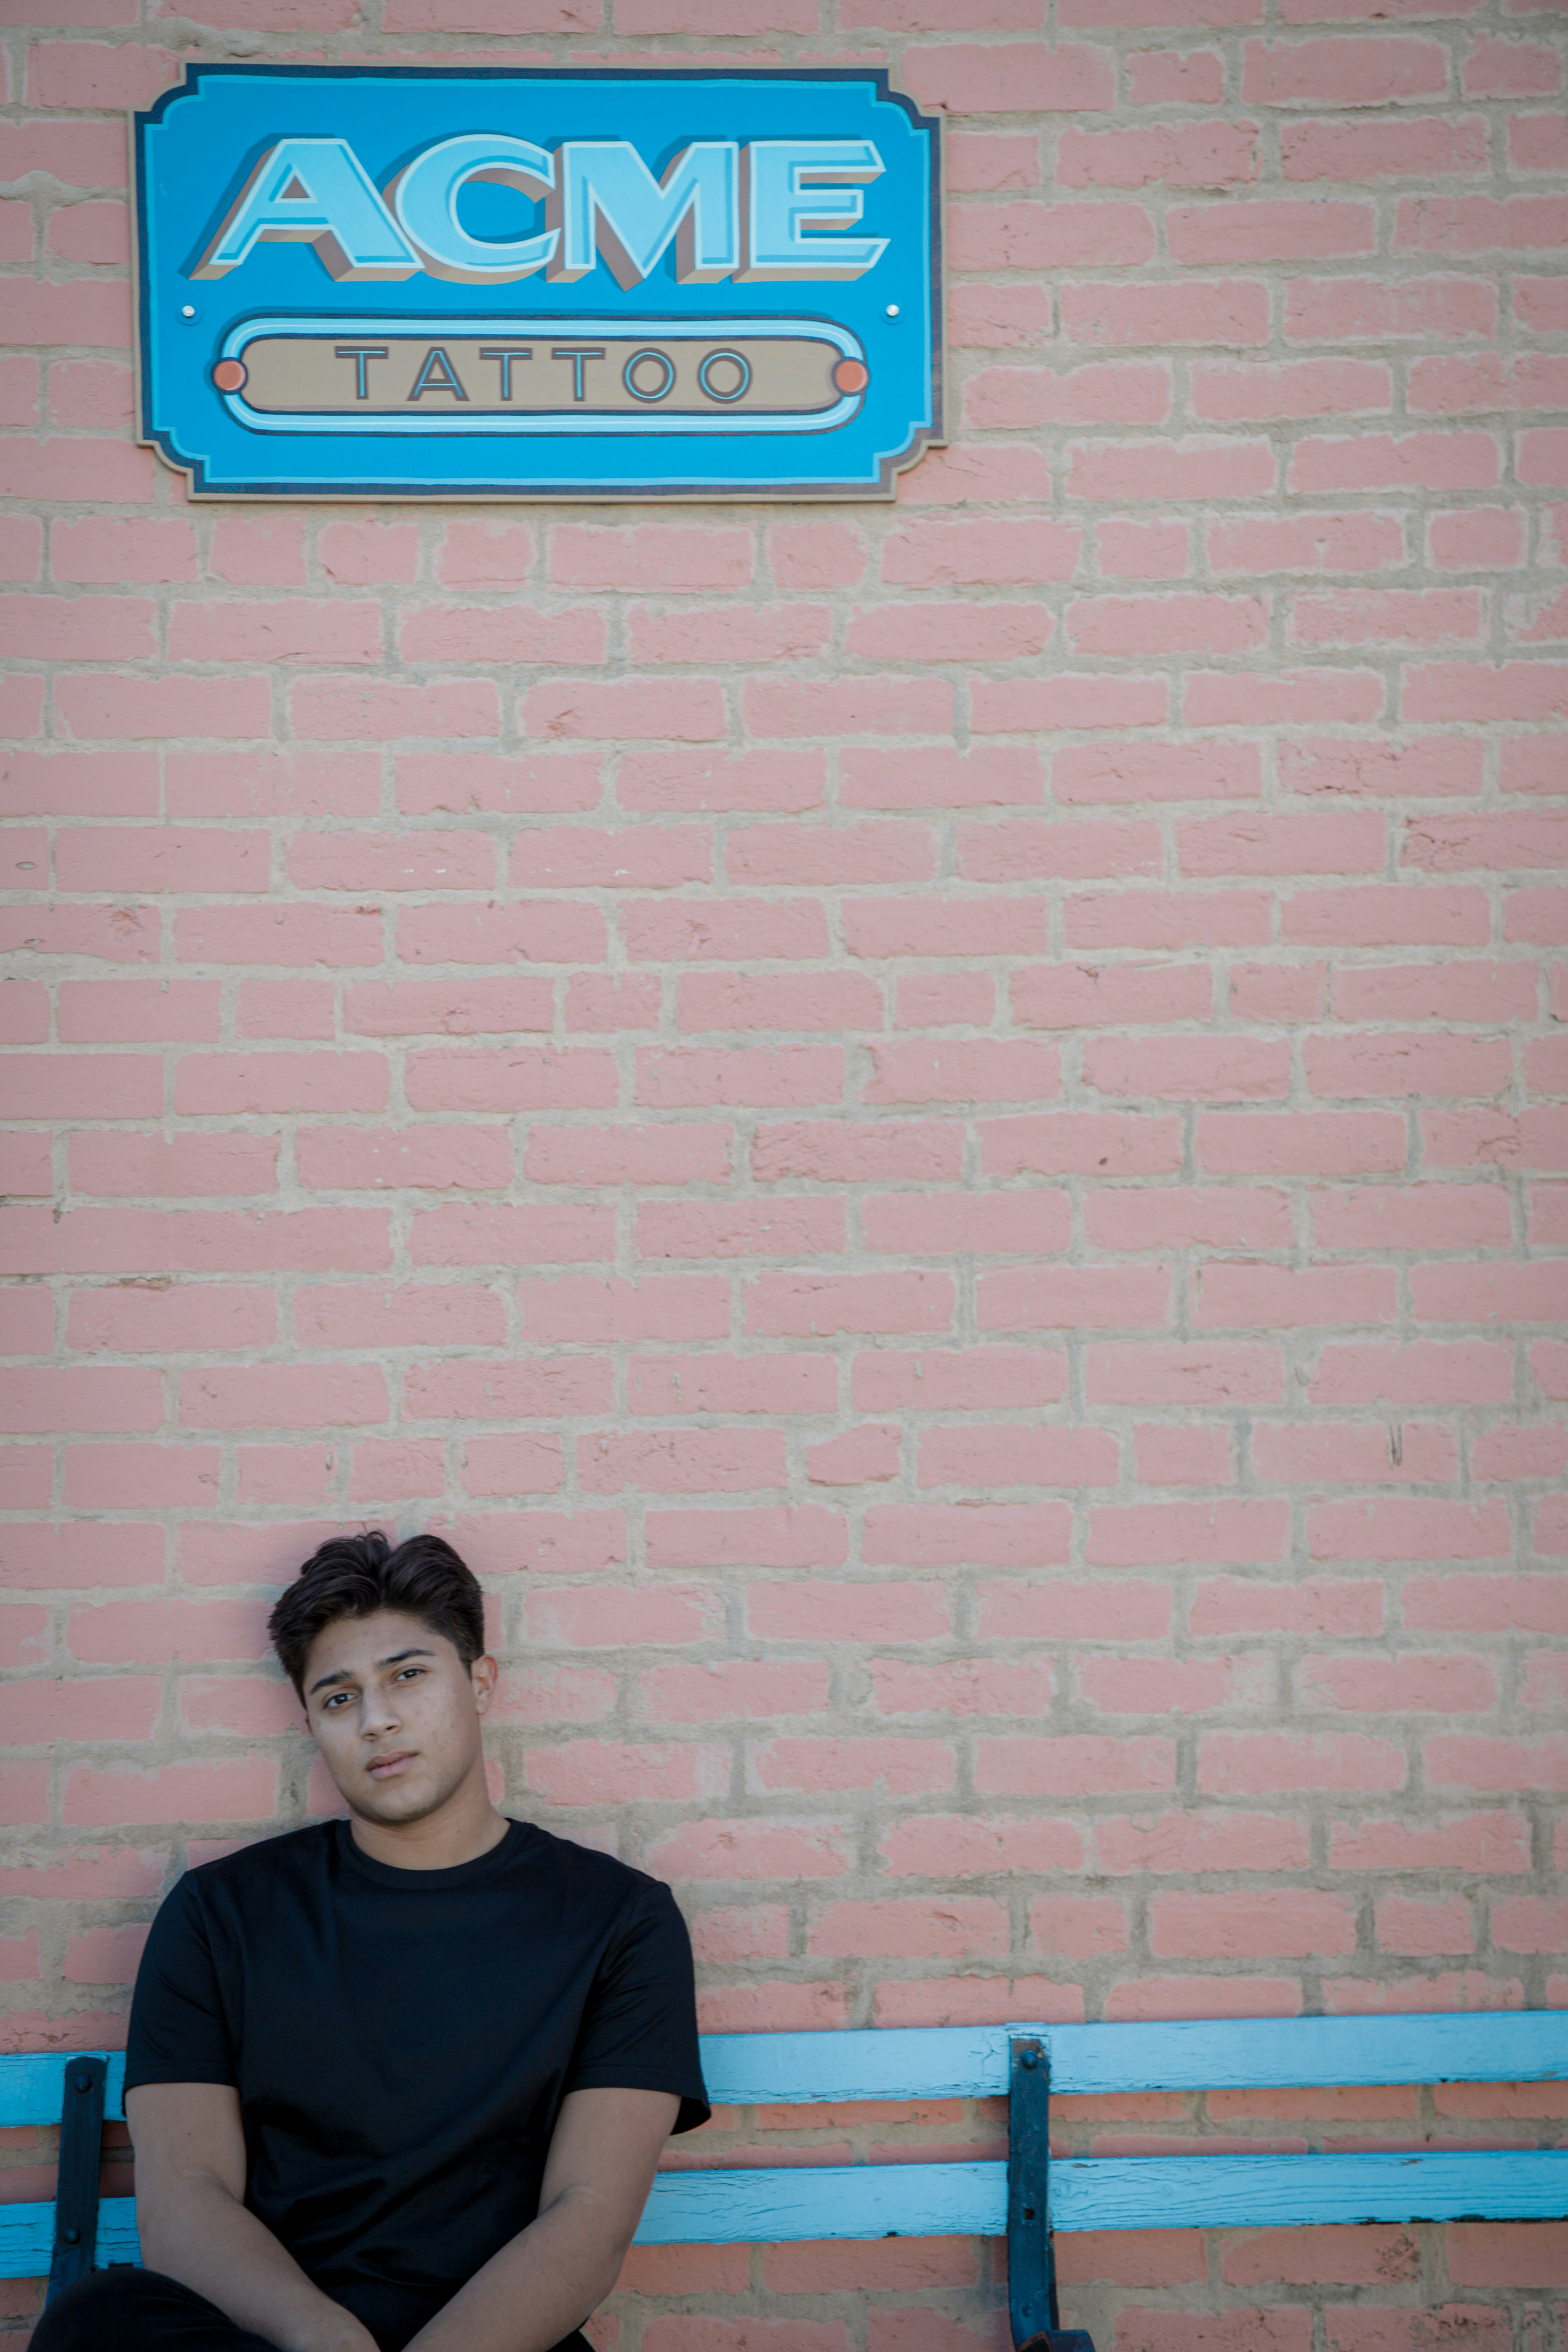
301,1607,497,1828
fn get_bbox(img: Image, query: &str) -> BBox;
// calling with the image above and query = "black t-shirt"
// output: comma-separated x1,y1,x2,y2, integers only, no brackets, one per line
125,1820,709,2352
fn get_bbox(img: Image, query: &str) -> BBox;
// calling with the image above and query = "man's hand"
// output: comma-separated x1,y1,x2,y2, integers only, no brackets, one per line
406,2085,681,2352
126,2083,380,2352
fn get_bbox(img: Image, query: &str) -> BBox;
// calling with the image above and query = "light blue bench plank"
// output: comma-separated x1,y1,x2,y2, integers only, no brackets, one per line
0,2196,140,2278
640,2150,1568,2242
2,2149,1564,2277
1044,2016,1568,2099
637,2161,1006,2245
0,2053,126,2129
1053,2150,1568,2233
700,2013,1568,2105
5,2019,1563,2130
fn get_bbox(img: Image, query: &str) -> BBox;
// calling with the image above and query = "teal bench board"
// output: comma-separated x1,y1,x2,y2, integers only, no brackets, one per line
5,2014,1568,2352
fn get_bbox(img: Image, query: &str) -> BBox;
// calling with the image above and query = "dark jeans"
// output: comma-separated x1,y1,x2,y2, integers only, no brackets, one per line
34,2266,589,2352
34,2267,325,2351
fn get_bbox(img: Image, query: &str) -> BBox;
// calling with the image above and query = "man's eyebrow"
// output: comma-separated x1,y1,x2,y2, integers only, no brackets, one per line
306,1647,436,1697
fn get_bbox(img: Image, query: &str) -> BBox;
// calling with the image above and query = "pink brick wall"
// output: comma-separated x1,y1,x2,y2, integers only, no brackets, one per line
2,0,1567,2335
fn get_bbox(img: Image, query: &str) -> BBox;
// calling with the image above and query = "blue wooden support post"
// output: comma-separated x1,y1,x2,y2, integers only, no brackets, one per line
1006,2039,1094,2352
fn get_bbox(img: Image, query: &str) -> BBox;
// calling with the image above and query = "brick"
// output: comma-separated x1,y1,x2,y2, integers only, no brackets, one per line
1298,1651,1493,1713
170,751,379,820
1410,355,1568,416
56,673,273,740
1290,433,1499,495
1426,1735,1568,1793
854,1348,1066,1412
1446,2222,1568,2287
746,1581,946,1643
1152,1889,1357,1958
1069,436,1276,502
63,1757,277,1826
2,1523,162,1590
644,1820,852,1882
754,1122,963,1185
1242,36,1449,106
1171,198,1375,263
976,677,1173,737
729,822,935,889
1056,122,1258,189
1286,276,1497,343
1282,113,1487,180
1281,887,1489,948
750,1736,953,1798
1396,194,1568,253
1060,280,1270,349
919,1425,1116,1490
1305,1030,1509,1097
1095,519,1191,578
1097,1814,1310,1875
1054,742,1261,804
903,43,1114,114
862,1191,1070,1258
1078,1655,1249,1714
808,1896,1008,1960
883,520,1080,592
806,1425,900,1485
976,1735,1176,1797
1065,890,1269,949
1213,505,1409,579
1012,961,1212,1028
1511,111,1568,173
1085,1036,1289,1098
870,1658,1057,1719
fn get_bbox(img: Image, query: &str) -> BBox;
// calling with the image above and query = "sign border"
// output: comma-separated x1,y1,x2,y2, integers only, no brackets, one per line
132,62,946,504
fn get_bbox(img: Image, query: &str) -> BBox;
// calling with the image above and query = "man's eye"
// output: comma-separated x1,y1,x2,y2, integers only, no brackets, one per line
324,1692,349,1709
394,1667,423,1683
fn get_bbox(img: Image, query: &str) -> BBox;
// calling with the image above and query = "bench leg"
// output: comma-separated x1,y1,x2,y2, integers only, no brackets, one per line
46,2057,106,2307
1007,2041,1097,2352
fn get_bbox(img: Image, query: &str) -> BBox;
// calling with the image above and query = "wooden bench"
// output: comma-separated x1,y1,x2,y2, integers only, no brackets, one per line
5,2013,1567,2350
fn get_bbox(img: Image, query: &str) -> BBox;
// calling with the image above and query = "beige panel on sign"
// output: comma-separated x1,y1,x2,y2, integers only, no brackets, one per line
238,336,845,416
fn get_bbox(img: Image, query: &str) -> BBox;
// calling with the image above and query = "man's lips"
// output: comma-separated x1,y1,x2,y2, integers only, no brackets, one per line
367,1750,417,1778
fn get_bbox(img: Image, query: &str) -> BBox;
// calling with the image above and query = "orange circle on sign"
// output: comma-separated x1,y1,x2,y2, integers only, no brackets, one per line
212,358,247,393
832,357,869,394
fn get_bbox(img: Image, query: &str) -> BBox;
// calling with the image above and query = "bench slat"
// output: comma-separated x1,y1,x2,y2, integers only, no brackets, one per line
701,2013,1568,2104
645,2150,1568,2239
1053,2149,1568,2233
0,2198,140,2277
0,2053,127,2129
5,2017,1564,2130
1,2149,1564,2277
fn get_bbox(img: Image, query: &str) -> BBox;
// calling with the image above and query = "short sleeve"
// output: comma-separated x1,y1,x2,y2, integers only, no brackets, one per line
124,1872,237,2093
564,1882,710,2134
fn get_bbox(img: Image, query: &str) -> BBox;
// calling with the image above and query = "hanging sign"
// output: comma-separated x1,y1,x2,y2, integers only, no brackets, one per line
133,65,944,502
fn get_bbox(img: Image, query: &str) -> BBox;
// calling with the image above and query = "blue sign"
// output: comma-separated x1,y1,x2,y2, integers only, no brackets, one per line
133,66,944,501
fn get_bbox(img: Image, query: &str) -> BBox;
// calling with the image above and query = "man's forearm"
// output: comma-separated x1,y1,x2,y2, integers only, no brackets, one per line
138,2176,377,2352
405,2183,629,2352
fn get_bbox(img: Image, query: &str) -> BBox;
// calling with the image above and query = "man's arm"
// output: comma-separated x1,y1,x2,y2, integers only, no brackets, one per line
125,2082,378,2352
407,2086,681,2352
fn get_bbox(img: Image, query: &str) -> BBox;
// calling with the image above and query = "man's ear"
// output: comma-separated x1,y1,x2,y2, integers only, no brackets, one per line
470,1652,499,1716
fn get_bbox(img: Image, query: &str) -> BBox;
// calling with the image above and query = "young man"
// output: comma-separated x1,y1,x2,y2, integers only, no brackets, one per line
36,1530,709,2352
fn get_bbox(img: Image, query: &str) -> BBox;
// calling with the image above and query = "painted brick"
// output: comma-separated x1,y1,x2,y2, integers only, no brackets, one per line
2,16,1562,2328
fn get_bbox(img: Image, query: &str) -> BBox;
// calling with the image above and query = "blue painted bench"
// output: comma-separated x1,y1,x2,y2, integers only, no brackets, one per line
5,2014,1567,2351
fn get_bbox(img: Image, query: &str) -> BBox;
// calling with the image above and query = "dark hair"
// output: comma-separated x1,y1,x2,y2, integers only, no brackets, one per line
268,1529,485,1699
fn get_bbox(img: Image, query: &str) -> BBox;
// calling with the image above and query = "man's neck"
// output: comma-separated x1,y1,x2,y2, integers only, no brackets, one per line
348,1777,510,1871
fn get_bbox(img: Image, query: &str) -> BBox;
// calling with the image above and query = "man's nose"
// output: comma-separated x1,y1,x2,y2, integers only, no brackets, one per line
360,1685,401,1735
